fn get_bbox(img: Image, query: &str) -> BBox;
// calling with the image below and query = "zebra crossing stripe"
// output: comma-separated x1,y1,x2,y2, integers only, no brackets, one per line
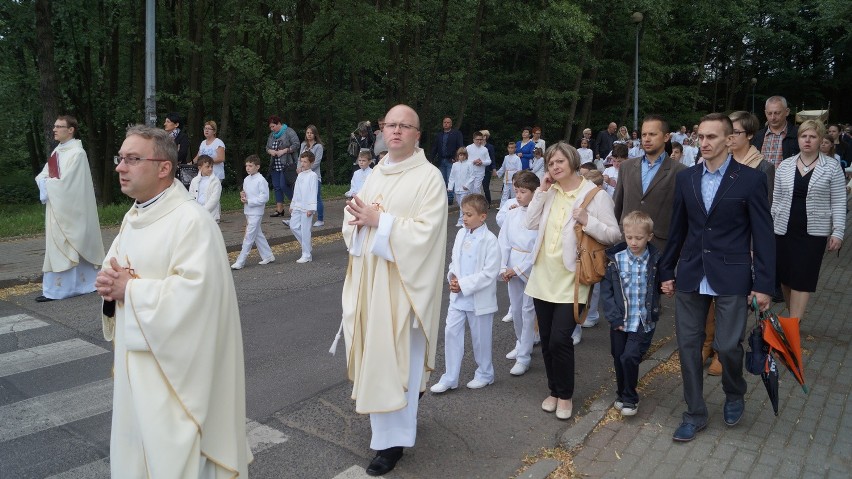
44,458,110,479
0,378,113,442
0,314,49,335
0,338,109,378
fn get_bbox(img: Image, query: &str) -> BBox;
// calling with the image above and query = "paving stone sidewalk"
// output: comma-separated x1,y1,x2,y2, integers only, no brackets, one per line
569,239,852,478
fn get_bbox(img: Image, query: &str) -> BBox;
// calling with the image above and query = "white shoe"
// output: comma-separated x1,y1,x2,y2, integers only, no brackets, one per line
313,221,324,227
466,378,493,389
296,256,312,264
614,400,624,410
582,317,599,328
430,382,456,394
621,403,638,416
501,312,513,323
230,262,243,270
572,326,582,346
259,256,276,265
510,362,529,376
505,349,518,360
281,219,290,226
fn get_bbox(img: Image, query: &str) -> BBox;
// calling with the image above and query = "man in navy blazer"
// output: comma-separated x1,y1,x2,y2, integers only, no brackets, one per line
660,113,775,442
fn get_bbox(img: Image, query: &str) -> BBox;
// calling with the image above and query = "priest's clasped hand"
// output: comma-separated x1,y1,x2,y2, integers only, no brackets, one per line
346,195,381,228
95,257,133,302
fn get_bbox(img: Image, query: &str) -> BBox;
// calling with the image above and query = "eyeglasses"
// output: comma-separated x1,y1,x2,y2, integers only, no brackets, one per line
383,123,419,132
53,125,69,129
113,156,170,166
732,130,747,136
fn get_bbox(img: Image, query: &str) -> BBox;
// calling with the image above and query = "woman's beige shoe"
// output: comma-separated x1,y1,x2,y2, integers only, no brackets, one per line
541,396,558,413
556,399,573,420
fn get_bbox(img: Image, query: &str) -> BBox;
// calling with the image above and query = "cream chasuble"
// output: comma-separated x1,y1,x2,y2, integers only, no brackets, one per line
36,139,105,274
341,149,448,414
102,180,251,478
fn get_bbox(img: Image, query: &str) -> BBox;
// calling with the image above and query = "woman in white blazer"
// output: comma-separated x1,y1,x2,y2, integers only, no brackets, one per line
772,120,845,320
524,142,621,420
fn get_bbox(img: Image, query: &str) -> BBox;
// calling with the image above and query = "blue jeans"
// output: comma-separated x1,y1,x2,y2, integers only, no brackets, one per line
316,180,324,221
270,169,293,203
439,158,454,202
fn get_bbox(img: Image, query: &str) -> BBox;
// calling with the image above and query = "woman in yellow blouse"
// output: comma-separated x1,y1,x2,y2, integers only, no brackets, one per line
525,142,622,420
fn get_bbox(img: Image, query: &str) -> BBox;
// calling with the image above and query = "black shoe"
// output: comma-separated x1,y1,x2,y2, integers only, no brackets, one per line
35,295,55,303
723,399,745,426
269,211,284,217
366,447,403,476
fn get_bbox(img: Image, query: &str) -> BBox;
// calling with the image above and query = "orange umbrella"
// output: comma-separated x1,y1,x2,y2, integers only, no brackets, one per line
761,311,808,394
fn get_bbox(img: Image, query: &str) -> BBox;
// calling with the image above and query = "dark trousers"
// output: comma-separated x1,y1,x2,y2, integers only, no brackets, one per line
482,164,493,204
675,292,748,426
439,158,454,202
610,326,655,405
533,299,583,400
316,179,324,221
270,169,294,203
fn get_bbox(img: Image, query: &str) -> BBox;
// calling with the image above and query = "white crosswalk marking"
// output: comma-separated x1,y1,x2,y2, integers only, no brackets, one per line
0,338,108,377
331,465,372,478
246,419,290,454
45,458,110,479
0,378,113,442
0,313,48,335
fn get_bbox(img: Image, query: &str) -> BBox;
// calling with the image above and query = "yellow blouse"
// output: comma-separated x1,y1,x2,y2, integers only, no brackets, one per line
525,180,590,303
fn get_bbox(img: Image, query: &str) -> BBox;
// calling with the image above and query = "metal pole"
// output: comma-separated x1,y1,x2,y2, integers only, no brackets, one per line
633,26,639,133
144,0,156,126
751,78,757,113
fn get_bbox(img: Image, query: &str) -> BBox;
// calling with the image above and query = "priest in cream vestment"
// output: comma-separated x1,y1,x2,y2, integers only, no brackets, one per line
96,125,251,479
341,105,448,476
35,115,105,302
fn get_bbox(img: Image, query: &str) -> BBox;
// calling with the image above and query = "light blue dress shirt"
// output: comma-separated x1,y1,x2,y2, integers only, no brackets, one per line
641,152,667,193
698,155,732,295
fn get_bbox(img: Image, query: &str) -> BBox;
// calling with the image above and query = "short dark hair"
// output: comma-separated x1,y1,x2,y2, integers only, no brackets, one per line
508,140,516,146
611,143,629,159
580,162,597,171
165,112,183,127
728,111,760,136
513,170,540,191
245,154,262,166
268,115,282,124
700,113,734,135
57,115,79,136
461,194,489,215
300,150,316,163
642,114,669,136
671,142,683,153
197,154,214,167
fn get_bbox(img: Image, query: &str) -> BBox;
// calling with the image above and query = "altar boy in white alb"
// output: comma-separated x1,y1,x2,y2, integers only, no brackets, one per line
431,194,500,394
290,150,318,263
498,171,540,376
232,154,275,269
35,115,105,302
465,131,491,194
96,125,250,478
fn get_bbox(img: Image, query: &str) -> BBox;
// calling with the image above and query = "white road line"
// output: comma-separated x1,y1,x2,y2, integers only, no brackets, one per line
246,419,290,454
0,314,49,335
0,339,109,378
331,465,371,478
0,379,113,442
45,458,110,479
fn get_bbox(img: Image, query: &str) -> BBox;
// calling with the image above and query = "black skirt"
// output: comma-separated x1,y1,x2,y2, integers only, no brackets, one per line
776,169,827,292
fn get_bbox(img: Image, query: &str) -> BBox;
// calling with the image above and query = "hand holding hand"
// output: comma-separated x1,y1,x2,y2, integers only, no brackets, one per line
661,280,675,297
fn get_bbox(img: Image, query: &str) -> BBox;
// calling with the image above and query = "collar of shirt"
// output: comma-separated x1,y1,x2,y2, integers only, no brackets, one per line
702,154,732,177
135,188,168,209
466,223,487,236
551,177,585,198
764,121,788,137
642,151,666,168
627,247,650,264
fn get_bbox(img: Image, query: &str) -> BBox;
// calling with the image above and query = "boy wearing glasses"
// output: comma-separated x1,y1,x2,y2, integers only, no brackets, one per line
231,155,275,269
465,131,491,194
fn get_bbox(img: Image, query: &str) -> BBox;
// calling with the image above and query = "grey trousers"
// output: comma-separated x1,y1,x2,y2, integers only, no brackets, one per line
675,292,748,426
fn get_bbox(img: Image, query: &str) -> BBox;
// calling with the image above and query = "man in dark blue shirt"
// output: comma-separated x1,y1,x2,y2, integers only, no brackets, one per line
430,116,465,203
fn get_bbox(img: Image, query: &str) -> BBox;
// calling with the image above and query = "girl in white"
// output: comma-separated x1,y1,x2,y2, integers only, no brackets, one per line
498,171,540,375
231,155,274,269
431,194,500,393
577,139,594,164
346,151,373,198
193,120,226,180
494,141,522,209
531,147,546,180
188,155,222,222
447,147,474,227
291,151,319,263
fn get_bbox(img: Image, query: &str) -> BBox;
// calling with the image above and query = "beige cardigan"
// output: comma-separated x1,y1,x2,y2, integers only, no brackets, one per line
525,179,622,272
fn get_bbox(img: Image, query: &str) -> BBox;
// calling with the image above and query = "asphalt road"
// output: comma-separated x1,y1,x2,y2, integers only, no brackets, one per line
0,214,676,478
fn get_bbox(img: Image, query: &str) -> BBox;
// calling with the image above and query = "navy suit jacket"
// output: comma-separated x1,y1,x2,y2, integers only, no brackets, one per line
659,159,775,296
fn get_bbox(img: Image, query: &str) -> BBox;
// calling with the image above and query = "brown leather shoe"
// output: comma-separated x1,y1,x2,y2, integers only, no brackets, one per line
701,345,713,365
708,356,722,376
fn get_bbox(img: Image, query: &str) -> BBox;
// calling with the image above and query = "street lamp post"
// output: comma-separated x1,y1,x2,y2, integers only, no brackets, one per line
631,12,644,133
751,77,757,114
144,0,156,126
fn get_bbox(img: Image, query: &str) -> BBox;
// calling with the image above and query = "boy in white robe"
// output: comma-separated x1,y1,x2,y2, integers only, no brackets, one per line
232,155,275,269
498,172,540,375
465,131,491,194
431,194,500,393
447,147,474,227
188,154,222,222
494,141,522,208
291,151,319,263
346,151,373,197
96,125,250,479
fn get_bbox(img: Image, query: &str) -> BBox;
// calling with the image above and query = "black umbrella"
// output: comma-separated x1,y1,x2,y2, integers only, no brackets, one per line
762,353,780,416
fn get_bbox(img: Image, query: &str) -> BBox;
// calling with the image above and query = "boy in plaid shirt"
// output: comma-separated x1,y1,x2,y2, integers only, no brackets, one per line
600,211,663,416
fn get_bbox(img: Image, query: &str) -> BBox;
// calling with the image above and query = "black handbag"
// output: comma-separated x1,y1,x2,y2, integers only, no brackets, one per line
177,164,198,189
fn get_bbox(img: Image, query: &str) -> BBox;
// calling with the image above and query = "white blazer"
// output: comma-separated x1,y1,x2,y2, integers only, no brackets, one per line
772,153,846,240
447,226,500,316
188,173,222,222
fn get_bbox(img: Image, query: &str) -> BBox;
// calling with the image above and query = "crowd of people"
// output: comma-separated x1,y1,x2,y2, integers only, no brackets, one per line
33,96,849,477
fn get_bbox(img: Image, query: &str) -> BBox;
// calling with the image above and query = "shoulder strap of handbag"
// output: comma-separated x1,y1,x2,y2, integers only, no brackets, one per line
573,186,603,322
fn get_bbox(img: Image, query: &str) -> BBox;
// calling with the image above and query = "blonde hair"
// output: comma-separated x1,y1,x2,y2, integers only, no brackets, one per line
461,194,489,215
204,120,217,133
582,169,604,186
544,141,581,173
622,210,654,235
798,120,825,140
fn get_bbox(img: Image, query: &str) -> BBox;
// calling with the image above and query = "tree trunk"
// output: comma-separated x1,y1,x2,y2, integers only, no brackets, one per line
563,54,587,141
34,0,58,157
578,37,603,133
455,0,485,128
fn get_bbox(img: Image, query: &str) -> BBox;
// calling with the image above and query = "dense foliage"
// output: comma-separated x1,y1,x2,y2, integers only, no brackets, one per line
1,0,849,203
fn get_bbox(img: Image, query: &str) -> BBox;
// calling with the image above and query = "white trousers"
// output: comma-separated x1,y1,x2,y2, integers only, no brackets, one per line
369,320,426,450
585,283,601,323
453,192,468,225
438,306,494,386
289,209,312,258
42,260,98,299
236,214,272,264
508,277,536,365
499,183,515,209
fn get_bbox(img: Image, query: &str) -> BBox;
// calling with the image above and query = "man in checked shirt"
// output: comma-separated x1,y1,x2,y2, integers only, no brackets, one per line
751,95,800,167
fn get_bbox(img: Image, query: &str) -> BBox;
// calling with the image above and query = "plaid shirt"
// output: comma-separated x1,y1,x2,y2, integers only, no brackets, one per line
615,247,651,333
761,123,788,167
269,139,285,170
